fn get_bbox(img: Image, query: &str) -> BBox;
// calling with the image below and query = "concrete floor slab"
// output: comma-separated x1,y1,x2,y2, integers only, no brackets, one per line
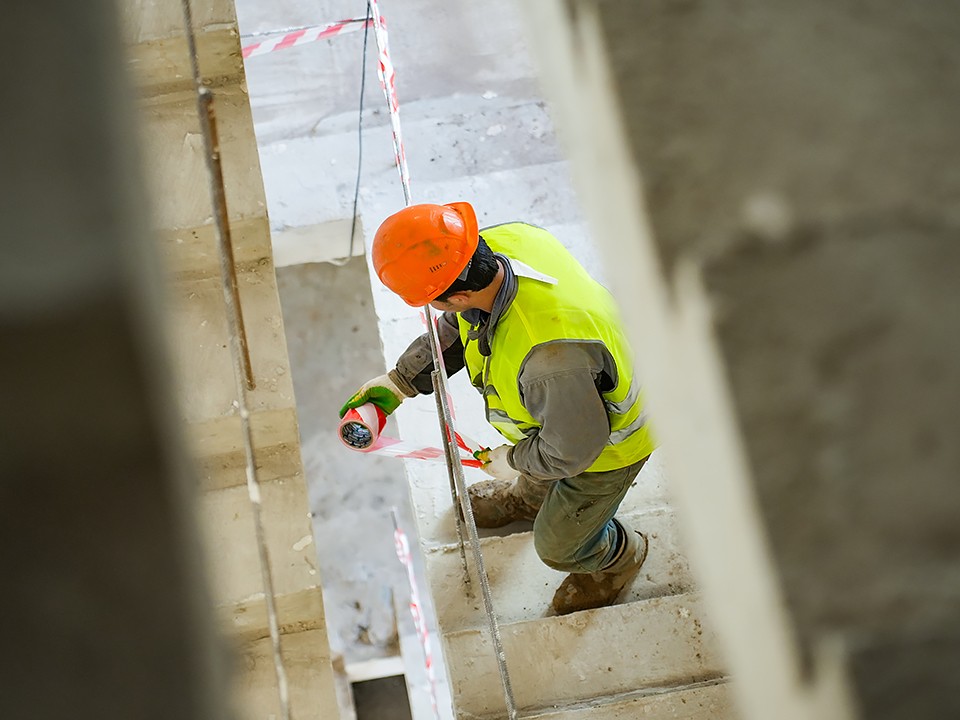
232,627,339,720
237,0,540,144
255,96,567,230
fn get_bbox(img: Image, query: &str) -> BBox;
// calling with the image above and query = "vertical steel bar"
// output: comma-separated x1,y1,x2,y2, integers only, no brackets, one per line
197,92,290,720
432,370,472,592
195,92,256,392
423,307,518,719
369,2,517,713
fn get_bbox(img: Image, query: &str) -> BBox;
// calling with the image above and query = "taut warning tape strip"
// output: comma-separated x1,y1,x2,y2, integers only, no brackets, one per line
393,514,440,718
369,0,412,202
358,3,520,716
339,402,483,467
369,432,483,467
241,18,373,58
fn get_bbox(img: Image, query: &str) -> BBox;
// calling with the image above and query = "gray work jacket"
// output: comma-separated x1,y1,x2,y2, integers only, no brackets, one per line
388,257,623,482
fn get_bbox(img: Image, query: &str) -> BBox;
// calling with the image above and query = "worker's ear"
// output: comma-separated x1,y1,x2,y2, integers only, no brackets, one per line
449,290,476,310
443,291,473,308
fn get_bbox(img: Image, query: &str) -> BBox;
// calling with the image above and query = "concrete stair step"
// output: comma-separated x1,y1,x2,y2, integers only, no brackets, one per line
443,592,722,718
425,506,692,631
519,680,735,720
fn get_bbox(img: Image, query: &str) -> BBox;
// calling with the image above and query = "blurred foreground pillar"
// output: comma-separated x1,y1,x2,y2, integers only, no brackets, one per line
0,2,230,719
523,2,960,720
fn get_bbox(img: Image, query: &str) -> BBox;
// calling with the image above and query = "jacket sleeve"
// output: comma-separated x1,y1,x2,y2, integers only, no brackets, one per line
507,342,613,481
389,311,465,396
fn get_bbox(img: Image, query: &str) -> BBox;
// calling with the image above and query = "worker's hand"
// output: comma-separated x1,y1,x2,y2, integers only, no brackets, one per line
339,374,407,418
475,445,518,481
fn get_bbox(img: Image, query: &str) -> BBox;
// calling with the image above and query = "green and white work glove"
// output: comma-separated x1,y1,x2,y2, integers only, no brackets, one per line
475,445,518,480
339,373,410,418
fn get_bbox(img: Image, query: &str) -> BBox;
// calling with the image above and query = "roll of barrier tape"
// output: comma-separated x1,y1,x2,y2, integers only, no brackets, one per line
339,402,388,451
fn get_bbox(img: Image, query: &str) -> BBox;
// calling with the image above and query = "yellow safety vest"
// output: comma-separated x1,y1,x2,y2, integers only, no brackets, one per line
458,223,656,472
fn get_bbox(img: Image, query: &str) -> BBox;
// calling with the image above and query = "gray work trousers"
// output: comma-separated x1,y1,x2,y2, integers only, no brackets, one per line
519,455,650,574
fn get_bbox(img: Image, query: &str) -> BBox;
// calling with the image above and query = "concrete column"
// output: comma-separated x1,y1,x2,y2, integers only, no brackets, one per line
120,0,340,717
522,2,960,719
0,2,229,718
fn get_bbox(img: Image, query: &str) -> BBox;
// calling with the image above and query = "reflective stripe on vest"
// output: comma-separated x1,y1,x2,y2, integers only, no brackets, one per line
458,223,656,472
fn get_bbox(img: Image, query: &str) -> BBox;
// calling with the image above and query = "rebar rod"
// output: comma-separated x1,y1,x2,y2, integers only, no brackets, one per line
432,371,471,592
423,308,517,719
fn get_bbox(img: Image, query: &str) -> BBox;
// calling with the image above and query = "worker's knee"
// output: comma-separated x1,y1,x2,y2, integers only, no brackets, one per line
533,527,582,573
533,511,619,574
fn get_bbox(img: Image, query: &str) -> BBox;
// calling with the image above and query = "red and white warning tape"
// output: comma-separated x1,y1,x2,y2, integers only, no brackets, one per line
338,402,483,467
242,6,410,195
393,518,440,718
353,5,517,716
370,432,482,467
241,18,372,59
369,0,412,203
337,1,472,470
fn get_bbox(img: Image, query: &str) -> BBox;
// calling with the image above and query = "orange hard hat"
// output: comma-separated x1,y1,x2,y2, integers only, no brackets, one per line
372,202,479,306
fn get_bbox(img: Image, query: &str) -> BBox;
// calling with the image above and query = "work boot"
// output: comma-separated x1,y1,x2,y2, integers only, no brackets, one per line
467,478,540,528
550,521,649,615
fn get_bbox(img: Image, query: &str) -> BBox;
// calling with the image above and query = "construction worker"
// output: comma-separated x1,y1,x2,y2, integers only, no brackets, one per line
340,202,657,615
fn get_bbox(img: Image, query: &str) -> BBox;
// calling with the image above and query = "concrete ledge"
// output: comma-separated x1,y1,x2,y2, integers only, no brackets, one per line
186,407,302,492
425,507,693,630
522,680,734,720
231,627,339,720
198,478,319,604
443,592,723,717
120,0,235,44
126,28,244,98
220,587,327,643
156,216,273,280
136,86,267,230
168,275,299,424
271,218,365,267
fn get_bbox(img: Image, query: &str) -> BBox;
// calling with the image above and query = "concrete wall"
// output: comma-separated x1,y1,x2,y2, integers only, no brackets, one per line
523,2,960,719
120,1,340,717
1,2,230,718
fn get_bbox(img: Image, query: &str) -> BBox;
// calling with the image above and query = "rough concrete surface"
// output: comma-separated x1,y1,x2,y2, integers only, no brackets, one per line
597,1,960,276
527,681,734,720
444,592,724,717
275,260,411,665
592,0,960,715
